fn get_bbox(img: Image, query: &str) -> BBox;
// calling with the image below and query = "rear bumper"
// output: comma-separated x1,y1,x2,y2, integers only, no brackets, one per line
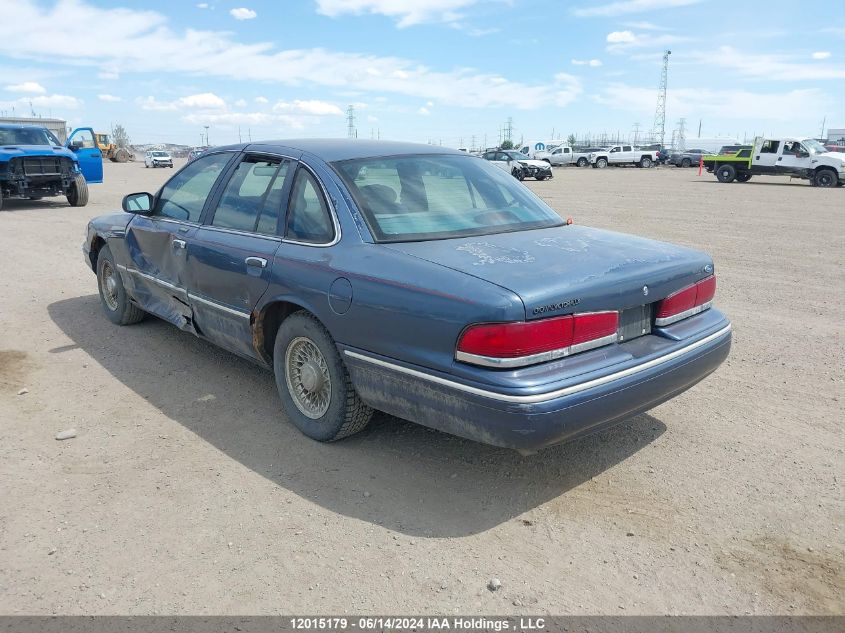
343,321,731,451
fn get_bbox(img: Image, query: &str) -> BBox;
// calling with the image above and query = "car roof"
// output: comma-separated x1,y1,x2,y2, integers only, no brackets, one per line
0,123,49,130
222,138,466,162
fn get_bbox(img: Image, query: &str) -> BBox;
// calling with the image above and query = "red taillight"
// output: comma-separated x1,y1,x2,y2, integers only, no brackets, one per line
655,276,716,326
456,311,619,368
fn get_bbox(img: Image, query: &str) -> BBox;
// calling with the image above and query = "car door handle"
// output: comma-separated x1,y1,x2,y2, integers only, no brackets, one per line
172,239,186,249
245,257,267,268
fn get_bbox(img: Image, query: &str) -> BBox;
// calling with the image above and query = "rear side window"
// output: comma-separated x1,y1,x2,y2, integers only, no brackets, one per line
211,156,290,235
155,152,232,222
285,168,334,244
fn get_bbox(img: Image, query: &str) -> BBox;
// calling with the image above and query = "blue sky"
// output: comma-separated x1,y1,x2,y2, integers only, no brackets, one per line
1,0,843,147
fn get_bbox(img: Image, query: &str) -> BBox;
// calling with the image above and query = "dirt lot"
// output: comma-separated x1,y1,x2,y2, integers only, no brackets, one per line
0,160,842,615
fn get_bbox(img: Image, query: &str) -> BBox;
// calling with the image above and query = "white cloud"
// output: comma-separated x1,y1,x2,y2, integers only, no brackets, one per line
593,82,833,123
812,51,831,60
254,96,269,104
98,94,122,102
98,70,119,80
230,7,256,20
139,92,226,111
315,0,484,28
606,30,637,43
367,115,379,122
571,58,603,67
234,98,247,107
178,92,226,108
426,100,434,107
1,0,581,110
606,30,686,51
417,106,430,115
273,99,343,115
196,3,210,8
575,0,700,17
1,93,82,110
5,81,46,94
692,46,845,80
623,20,666,30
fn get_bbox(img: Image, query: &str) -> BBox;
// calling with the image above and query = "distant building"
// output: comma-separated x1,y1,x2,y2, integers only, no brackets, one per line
827,128,845,145
0,116,68,142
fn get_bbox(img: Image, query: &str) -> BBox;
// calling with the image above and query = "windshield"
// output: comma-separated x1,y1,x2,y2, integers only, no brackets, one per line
0,127,58,146
333,154,564,242
504,151,526,161
802,139,827,154
152,151,169,157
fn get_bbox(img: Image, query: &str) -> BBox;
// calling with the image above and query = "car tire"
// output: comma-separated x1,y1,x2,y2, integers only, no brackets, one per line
681,158,692,168
716,164,736,183
736,172,752,183
145,163,149,168
812,168,838,188
274,311,373,442
577,157,588,167
96,246,146,325
639,157,653,168
66,174,89,207
595,158,608,169
511,167,524,181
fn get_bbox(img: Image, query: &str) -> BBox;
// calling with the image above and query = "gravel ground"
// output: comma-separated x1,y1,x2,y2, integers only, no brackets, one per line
0,160,842,615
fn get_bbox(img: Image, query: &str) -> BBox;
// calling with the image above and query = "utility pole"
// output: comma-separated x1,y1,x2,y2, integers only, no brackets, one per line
820,116,826,139
238,127,242,143
504,117,514,144
471,134,477,152
697,119,702,138
204,125,210,146
632,122,641,145
652,49,671,147
346,105,357,139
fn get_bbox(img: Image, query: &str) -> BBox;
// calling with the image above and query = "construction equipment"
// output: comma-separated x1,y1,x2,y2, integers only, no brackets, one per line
95,132,132,163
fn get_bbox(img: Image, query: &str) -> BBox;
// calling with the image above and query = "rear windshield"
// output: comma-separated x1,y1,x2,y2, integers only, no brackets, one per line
332,154,563,242
0,127,59,146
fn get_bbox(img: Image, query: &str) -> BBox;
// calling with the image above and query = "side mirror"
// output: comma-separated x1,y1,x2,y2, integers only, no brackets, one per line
798,151,809,158
70,140,83,150
122,192,153,214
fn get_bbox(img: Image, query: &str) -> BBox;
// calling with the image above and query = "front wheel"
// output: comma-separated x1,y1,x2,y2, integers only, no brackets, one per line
273,312,373,442
812,169,838,188
595,158,608,169
67,174,89,207
96,246,145,325
716,163,736,183
511,167,524,181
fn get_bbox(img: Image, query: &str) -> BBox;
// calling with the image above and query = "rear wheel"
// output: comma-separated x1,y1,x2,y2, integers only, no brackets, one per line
736,172,752,183
639,156,653,168
595,158,608,169
273,312,373,442
577,157,588,167
812,168,838,188
681,158,691,168
716,163,736,183
66,174,89,206
96,246,145,325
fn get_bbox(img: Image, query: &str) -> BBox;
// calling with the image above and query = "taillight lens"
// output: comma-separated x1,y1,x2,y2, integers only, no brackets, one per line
456,311,619,368
655,276,716,326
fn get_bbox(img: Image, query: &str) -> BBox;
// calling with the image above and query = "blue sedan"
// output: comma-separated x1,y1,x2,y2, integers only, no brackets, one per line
83,139,731,452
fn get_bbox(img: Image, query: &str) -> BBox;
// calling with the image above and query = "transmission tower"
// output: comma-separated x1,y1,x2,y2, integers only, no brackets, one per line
504,117,514,144
346,105,357,139
677,117,687,151
652,50,671,147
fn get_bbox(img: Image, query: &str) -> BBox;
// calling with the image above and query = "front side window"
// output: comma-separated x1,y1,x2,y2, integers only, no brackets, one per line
285,168,334,244
154,152,232,222
211,156,290,234
334,154,563,242
70,129,96,149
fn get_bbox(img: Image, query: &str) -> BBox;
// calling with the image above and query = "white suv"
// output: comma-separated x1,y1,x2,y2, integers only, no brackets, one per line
145,150,173,168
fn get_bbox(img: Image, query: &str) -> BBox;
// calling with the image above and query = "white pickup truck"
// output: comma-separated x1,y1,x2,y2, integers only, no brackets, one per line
704,136,845,187
589,145,659,169
549,146,604,167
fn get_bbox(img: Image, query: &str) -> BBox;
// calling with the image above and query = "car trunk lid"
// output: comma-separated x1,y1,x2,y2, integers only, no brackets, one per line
383,224,713,321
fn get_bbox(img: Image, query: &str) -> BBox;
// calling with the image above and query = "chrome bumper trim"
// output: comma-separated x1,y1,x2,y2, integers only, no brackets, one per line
345,324,731,405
